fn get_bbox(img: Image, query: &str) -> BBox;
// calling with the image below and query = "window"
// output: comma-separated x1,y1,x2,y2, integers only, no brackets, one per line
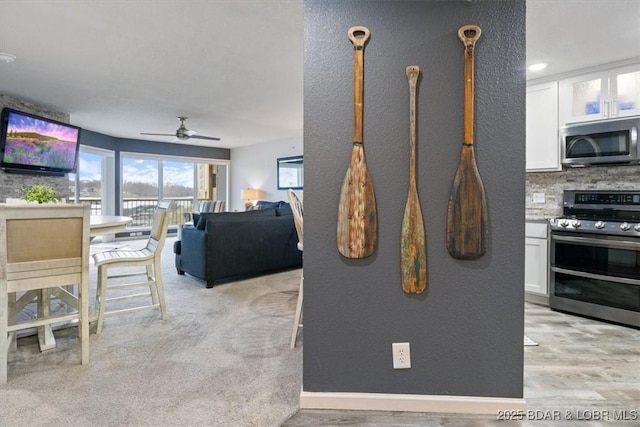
120,153,228,228
69,146,115,215
121,157,159,227
163,160,195,225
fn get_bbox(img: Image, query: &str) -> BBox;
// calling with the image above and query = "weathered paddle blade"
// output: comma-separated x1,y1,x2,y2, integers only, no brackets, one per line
337,26,376,259
337,143,377,258
401,188,427,293
401,65,426,293
446,145,487,259
447,24,486,260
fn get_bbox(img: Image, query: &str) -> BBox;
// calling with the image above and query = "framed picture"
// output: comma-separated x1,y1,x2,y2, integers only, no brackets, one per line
277,156,303,190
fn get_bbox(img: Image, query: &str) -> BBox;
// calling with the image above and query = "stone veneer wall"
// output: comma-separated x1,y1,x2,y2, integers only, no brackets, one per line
0,95,71,201
526,164,640,220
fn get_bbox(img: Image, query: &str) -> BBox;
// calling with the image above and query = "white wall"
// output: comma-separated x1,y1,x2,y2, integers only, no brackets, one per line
230,137,303,211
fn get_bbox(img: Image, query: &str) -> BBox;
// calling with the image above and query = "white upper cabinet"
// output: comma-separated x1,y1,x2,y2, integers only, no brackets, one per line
526,81,560,171
559,65,640,124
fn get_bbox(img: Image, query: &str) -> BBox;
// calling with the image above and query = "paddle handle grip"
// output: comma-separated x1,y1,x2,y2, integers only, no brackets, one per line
459,25,481,145
406,65,419,188
458,24,481,48
348,26,370,144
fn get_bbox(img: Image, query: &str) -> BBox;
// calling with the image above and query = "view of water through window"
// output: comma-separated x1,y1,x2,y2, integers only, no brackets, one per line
70,150,220,228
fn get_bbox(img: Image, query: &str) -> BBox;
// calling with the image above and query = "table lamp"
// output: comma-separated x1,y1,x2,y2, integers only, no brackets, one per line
241,188,263,210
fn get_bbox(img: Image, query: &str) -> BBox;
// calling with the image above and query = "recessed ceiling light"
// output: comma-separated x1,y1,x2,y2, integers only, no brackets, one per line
528,63,548,72
0,53,17,63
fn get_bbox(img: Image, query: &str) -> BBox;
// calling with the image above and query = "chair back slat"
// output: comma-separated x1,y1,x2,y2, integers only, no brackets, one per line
146,237,160,253
147,200,173,252
287,189,303,246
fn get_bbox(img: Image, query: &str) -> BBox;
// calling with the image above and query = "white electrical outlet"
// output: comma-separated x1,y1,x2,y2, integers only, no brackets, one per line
392,342,411,369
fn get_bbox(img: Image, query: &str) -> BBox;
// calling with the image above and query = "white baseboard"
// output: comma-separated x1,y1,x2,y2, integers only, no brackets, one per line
300,391,527,415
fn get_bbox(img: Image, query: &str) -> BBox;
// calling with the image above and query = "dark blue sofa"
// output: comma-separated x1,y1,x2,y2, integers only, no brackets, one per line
173,208,302,287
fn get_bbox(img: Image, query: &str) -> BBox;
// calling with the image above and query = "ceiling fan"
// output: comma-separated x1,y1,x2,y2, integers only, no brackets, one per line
141,116,221,141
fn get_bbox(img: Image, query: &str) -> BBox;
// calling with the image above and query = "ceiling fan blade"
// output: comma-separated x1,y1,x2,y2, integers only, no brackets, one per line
140,132,176,137
188,135,221,141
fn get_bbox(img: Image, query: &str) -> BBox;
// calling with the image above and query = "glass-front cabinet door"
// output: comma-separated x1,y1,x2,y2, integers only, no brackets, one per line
571,77,603,119
559,65,640,124
612,69,640,117
560,73,606,123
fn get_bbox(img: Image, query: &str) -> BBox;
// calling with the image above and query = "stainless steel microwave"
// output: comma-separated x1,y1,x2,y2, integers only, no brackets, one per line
561,117,639,167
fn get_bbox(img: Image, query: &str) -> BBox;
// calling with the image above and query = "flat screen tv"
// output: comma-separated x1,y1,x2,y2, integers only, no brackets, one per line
0,107,81,175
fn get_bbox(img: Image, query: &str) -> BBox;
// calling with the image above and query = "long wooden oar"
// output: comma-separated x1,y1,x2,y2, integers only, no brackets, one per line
337,26,377,259
446,24,487,260
401,65,427,294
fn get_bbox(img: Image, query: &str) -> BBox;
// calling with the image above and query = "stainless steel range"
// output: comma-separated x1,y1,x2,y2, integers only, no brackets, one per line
549,190,640,328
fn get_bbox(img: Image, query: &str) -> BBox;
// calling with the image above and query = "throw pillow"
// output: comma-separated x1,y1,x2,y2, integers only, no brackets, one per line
196,208,277,229
256,200,279,209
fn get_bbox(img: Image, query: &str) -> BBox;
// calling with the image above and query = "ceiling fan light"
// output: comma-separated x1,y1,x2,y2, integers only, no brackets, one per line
143,116,219,142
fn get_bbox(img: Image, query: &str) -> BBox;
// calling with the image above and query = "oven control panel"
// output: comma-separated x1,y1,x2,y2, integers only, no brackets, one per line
563,191,640,216
558,191,640,236
574,192,640,205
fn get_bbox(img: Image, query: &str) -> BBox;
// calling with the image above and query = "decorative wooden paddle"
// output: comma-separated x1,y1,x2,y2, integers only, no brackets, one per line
446,24,487,260
401,65,427,294
337,26,377,259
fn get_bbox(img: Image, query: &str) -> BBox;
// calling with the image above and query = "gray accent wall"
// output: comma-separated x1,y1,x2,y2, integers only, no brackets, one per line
303,0,525,398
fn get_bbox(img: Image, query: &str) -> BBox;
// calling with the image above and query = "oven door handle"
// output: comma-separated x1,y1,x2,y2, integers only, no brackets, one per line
551,234,640,250
551,267,640,286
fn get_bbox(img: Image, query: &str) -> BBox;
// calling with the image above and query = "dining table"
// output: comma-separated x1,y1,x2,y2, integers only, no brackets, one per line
90,215,134,238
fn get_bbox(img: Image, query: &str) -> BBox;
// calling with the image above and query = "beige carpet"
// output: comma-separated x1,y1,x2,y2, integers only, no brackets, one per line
1,237,303,426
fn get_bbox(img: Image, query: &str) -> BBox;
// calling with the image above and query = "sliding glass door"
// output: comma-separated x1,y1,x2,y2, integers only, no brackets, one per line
121,157,159,227
121,153,228,228
69,146,115,215
71,148,228,233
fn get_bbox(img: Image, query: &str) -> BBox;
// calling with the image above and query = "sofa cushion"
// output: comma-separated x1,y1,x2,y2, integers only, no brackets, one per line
276,208,293,216
196,208,276,230
256,200,291,210
192,213,201,225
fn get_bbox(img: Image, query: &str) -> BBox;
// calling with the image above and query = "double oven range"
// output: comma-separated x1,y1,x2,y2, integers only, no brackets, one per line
549,190,640,328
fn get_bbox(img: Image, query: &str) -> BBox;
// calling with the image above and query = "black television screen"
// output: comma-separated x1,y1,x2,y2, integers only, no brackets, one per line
0,107,81,175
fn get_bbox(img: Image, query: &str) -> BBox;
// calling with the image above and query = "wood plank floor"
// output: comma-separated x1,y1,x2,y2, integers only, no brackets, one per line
284,302,640,426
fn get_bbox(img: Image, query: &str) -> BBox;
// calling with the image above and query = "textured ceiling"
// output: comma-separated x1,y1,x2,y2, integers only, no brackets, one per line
526,0,640,81
0,1,638,149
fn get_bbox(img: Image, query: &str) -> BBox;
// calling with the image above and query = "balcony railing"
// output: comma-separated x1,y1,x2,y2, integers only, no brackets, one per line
77,197,198,228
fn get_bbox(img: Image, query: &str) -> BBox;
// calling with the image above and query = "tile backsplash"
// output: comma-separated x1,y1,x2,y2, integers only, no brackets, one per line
526,164,639,220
